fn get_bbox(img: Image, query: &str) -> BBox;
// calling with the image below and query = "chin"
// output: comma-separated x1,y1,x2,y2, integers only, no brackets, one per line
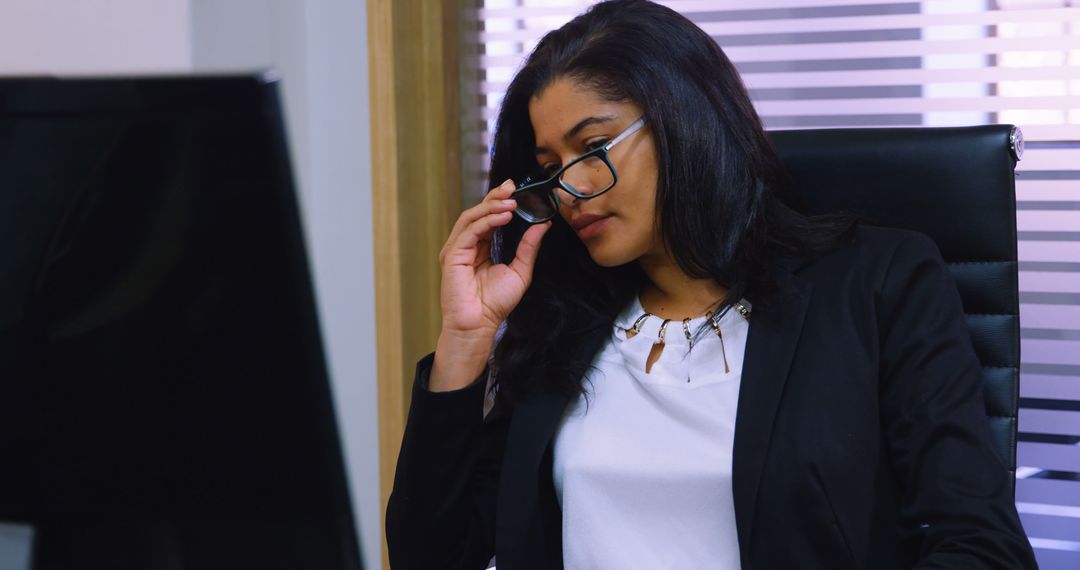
582,239,639,268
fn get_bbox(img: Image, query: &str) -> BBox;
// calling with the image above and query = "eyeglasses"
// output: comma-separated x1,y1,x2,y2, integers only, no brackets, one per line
511,116,647,223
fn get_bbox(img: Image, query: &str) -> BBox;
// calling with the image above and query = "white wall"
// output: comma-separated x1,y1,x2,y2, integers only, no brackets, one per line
0,0,191,74
300,4,380,561
1,1,381,568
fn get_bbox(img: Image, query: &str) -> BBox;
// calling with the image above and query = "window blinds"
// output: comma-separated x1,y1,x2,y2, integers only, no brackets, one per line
464,2,1080,567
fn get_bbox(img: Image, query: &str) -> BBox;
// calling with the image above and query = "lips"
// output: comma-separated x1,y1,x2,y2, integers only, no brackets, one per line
570,213,610,231
570,213,612,240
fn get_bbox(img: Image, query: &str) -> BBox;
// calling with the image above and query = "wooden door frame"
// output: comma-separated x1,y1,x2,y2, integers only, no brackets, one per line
368,0,467,567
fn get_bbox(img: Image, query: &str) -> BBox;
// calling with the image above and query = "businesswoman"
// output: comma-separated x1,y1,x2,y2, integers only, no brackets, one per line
386,1,1036,568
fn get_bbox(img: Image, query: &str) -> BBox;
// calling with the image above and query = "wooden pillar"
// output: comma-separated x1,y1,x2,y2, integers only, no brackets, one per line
368,0,464,567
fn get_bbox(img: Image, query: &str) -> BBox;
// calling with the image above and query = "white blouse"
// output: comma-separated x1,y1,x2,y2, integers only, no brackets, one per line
552,295,749,569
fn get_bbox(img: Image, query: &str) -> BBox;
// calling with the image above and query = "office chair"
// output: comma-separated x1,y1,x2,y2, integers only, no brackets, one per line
769,125,1024,493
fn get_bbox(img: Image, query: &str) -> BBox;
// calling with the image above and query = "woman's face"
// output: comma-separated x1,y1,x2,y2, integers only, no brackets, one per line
528,77,662,267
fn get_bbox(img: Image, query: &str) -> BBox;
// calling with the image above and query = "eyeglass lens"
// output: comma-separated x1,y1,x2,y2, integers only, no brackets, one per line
512,156,616,222
560,155,614,197
512,177,558,222
511,182,557,220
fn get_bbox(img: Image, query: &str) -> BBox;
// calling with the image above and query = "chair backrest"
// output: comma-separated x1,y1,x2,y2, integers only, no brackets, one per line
769,125,1023,491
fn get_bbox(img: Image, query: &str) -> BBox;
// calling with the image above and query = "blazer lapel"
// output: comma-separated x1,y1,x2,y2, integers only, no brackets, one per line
732,264,813,559
496,323,610,565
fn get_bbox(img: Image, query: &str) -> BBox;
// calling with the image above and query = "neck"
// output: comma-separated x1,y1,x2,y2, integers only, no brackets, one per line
637,251,728,319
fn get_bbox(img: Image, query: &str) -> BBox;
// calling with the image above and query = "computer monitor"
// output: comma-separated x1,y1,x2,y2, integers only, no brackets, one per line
0,74,363,570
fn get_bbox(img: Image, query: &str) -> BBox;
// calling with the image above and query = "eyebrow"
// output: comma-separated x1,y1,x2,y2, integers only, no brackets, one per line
534,115,617,155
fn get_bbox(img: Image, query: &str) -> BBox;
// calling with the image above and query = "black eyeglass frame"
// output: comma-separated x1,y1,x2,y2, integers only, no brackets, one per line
510,116,647,223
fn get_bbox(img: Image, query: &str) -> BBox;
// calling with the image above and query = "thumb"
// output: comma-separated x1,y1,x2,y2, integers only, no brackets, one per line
508,221,551,282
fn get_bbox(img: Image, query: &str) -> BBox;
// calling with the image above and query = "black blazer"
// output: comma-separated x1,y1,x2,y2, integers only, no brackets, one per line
386,226,1037,569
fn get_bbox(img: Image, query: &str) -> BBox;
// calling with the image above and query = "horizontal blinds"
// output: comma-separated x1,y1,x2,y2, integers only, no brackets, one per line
465,2,1080,567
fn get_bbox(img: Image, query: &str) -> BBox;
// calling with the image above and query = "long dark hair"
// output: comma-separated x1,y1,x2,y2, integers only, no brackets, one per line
488,0,856,403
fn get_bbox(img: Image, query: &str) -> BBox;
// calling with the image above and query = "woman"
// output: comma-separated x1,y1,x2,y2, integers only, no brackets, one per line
386,1,1036,568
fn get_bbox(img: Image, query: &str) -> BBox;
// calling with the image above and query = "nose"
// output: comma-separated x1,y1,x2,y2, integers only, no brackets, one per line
556,184,579,207
559,166,596,197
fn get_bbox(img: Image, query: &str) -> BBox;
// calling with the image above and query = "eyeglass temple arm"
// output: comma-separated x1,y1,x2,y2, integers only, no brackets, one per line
604,116,646,151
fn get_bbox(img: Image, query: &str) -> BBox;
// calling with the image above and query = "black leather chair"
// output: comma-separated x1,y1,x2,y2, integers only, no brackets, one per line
769,125,1024,493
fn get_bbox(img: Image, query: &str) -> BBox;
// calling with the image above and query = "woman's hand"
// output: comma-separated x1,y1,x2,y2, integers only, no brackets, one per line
430,179,552,392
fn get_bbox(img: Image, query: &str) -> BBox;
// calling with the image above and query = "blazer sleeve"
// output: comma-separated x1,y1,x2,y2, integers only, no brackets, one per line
385,352,508,570
876,233,1037,569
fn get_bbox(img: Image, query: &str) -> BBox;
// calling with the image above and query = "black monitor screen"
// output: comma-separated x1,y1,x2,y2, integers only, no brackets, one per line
0,75,363,570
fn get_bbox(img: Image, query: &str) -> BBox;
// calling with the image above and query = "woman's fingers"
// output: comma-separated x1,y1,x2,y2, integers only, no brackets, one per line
508,220,552,282
445,181,515,243
436,193,516,264
440,200,516,264
444,210,514,266
459,210,513,250
490,179,516,200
